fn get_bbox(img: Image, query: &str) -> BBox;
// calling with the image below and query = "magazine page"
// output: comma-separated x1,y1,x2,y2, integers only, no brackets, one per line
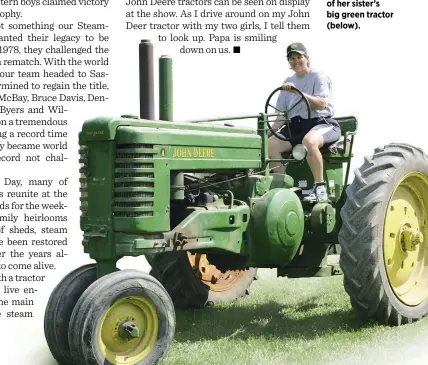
0,0,427,364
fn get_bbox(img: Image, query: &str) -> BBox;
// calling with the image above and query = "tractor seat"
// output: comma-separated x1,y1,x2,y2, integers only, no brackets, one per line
321,135,350,155
321,116,358,157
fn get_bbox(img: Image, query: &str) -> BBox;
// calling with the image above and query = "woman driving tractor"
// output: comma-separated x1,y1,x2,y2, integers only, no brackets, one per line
268,42,341,202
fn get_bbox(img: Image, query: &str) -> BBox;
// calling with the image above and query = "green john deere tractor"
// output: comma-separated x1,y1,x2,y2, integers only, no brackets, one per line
44,40,428,365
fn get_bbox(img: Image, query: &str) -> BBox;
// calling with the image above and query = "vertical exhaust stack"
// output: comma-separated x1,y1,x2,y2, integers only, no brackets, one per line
139,40,154,120
159,55,173,121
159,54,183,199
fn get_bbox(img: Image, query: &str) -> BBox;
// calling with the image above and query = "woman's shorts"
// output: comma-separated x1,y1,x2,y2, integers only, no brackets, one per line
278,116,341,147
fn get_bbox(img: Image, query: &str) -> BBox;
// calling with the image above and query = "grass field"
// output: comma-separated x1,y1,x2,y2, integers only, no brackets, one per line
161,270,428,365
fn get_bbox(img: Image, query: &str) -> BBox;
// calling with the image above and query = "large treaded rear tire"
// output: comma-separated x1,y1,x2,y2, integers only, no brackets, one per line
339,143,428,325
149,252,257,308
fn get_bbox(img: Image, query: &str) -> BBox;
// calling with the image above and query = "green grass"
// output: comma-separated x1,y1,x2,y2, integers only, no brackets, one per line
161,272,428,365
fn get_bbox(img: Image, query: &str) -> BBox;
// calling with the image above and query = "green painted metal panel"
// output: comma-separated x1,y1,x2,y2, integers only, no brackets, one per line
248,188,304,267
116,126,261,149
324,162,344,204
81,116,257,143
79,141,116,263
284,159,343,203
113,203,250,256
115,126,262,171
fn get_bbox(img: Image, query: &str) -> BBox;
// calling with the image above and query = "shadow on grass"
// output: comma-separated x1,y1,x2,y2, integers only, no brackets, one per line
173,298,375,343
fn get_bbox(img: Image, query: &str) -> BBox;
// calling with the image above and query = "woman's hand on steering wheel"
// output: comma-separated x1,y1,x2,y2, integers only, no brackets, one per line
282,82,298,94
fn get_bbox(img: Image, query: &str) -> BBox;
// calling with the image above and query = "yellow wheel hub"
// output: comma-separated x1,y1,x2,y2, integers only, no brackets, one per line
383,172,428,306
187,253,245,291
98,296,158,364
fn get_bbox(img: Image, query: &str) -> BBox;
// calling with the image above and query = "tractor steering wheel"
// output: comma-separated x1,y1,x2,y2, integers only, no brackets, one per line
264,86,311,141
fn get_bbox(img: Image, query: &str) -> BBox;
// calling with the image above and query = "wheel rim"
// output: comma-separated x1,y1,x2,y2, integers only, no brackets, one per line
187,253,246,291
98,296,158,364
383,172,428,306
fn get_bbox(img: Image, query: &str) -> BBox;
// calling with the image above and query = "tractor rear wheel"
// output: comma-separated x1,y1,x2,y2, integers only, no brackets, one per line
339,143,428,325
149,252,257,308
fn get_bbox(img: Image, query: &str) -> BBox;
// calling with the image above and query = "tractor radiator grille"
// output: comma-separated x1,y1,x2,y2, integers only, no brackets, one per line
115,181,154,188
79,145,88,216
116,163,153,169
114,202,154,208
116,153,154,159
115,172,153,178
114,143,156,218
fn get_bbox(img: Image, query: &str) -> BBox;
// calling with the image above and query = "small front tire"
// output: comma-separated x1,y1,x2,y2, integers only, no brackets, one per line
44,264,97,365
68,269,175,365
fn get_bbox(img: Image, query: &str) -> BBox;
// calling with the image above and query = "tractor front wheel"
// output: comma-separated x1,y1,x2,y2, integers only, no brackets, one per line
68,270,175,365
339,143,428,325
44,264,98,365
149,252,257,308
